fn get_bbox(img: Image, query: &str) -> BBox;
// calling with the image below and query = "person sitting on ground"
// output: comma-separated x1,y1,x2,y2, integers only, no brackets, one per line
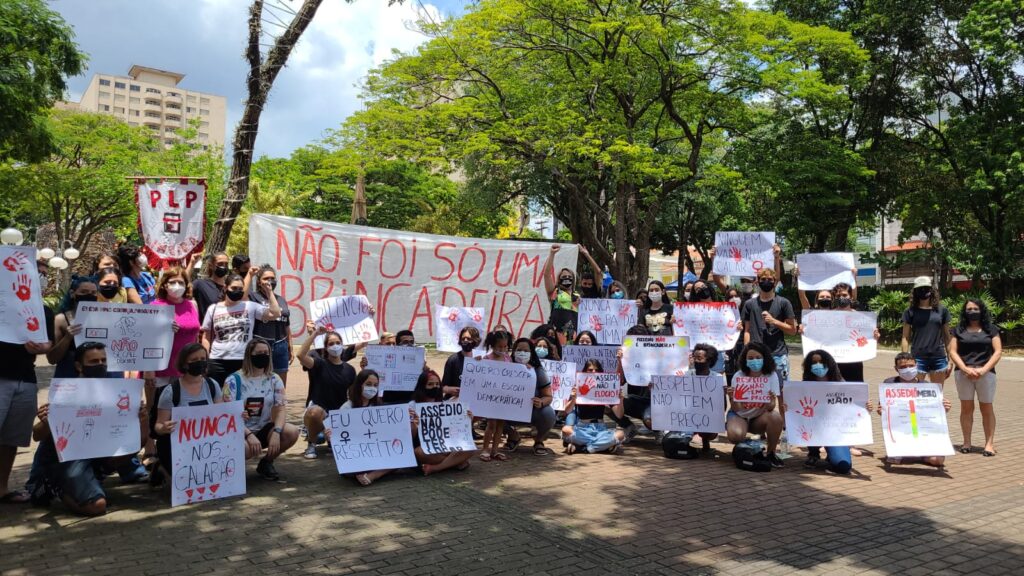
792,349,857,474
877,352,950,468
504,338,556,456
562,360,625,454
725,342,784,468
335,370,395,487
297,323,356,459
411,370,475,475
690,343,722,453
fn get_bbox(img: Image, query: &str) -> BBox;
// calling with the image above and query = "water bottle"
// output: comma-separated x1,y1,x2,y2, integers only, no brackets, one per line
778,430,792,459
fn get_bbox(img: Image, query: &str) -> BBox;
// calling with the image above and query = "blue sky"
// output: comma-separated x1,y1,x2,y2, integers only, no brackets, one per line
52,0,472,158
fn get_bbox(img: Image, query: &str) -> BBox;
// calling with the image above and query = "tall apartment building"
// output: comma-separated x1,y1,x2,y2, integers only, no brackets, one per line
73,65,226,150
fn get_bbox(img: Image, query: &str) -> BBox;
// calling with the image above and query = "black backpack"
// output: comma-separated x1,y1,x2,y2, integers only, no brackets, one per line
732,440,772,472
662,432,700,460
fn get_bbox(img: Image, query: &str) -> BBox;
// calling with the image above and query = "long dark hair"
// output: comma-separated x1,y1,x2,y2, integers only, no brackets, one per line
644,280,670,307
582,359,604,373
412,369,442,403
738,342,776,376
958,298,994,332
802,349,843,381
511,337,541,368
60,274,97,313
910,284,940,308
349,369,381,407
574,330,598,345
688,280,717,303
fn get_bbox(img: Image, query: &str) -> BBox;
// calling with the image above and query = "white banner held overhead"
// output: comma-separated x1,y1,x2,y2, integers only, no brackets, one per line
801,310,878,363
671,302,741,351
310,295,379,348
134,178,206,267
712,231,775,277
434,305,487,352
785,382,873,447
74,302,175,371
47,378,144,462
796,252,856,291
577,298,637,344
879,382,954,458
0,246,48,344
364,345,425,392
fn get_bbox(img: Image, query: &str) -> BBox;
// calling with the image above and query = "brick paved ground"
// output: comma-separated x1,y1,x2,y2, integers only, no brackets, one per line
2,351,1023,575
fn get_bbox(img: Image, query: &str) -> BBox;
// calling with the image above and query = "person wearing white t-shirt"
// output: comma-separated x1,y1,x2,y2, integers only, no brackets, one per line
725,342,784,468
201,271,281,385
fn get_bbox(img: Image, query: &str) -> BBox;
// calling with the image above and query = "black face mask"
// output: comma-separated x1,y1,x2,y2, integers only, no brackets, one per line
694,288,710,301
214,265,229,278
460,341,476,353
817,299,832,308
559,277,573,288
76,294,98,303
251,354,271,369
426,387,443,399
266,279,277,290
98,285,119,299
186,360,208,376
226,289,244,302
914,288,932,301
758,279,775,293
693,361,709,373
966,311,982,322
81,364,107,378
835,297,852,309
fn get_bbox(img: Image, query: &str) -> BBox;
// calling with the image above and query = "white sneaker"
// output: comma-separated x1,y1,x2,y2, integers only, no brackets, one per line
303,444,318,459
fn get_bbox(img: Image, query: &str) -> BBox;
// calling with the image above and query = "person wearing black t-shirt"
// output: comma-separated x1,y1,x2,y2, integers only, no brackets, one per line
948,298,1003,456
297,323,356,460
901,277,953,385
441,327,482,399
192,252,229,326
742,268,797,382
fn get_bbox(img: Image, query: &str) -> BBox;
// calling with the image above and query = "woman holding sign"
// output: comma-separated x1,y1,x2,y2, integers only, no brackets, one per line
725,343,784,468
298,323,357,459
796,281,877,383
640,281,674,336
94,267,128,303
901,277,952,385
47,276,98,378
441,327,481,400
504,338,556,456
543,244,580,345
478,330,512,462
948,299,1002,456
337,370,395,487
248,265,292,385
412,371,475,475
795,350,854,474
200,272,282,386
561,360,625,454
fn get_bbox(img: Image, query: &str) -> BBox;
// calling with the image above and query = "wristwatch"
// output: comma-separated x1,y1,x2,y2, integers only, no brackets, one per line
272,426,283,435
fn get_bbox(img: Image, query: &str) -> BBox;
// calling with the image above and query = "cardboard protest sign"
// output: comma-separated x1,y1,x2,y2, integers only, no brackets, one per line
672,302,741,351
540,359,576,411
0,246,48,344
796,252,856,291
171,401,246,507
712,231,775,276
326,405,417,474
561,345,620,372
435,305,486,352
416,401,476,455
249,214,578,341
134,177,206,268
577,298,637,344
364,345,425,392
459,358,535,422
651,374,726,433
47,378,144,462
785,382,873,447
73,302,175,371
574,372,621,405
310,294,378,348
620,336,689,385
879,382,954,457
730,374,774,404
801,310,878,363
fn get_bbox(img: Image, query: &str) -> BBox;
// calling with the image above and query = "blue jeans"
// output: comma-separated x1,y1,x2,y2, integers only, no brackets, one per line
773,354,790,384
808,445,852,474
568,422,619,453
915,356,948,374
26,439,105,506
271,339,291,372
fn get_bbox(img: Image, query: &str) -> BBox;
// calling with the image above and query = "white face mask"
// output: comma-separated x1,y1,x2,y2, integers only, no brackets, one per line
648,290,662,301
683,291,691,300
136,254,149,269
730,297,742,306
167,284,186,299
514,351,532,364
362,386,378,400
326,344,344,357
897,366,918,381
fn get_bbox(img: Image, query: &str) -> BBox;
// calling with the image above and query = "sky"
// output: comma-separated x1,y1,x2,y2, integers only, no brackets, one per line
52,0,472,159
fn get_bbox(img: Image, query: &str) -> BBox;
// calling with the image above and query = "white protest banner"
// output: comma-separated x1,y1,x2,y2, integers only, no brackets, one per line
879,382,954,457
577,298,637,345
134,177,206,267
540,359,576,411
0,246,48,344
574,372,621,405
74,302,175,371
801,310,878,363
170,401,246,507
651,374,726,434
785,382,873,447
796,252,855,291
435,305,486,352
416,401,476,455
249,214,578,342
364,345,425,392
621,336,689,385
310,294,378,348
47,378,144,462
326,405,417,474
459,358,535,422
730,374,774,404
672,302,741,351
561,345,620,372
712,231,775,276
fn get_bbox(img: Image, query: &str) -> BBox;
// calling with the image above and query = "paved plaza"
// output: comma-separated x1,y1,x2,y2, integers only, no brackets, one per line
2,351,1023,576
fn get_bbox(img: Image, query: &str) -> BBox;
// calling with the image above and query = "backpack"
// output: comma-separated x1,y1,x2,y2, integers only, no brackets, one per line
170,377,220,407
732,440,772,472
661,432,700,460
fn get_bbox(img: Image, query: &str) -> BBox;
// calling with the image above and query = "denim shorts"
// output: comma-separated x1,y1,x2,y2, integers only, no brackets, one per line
271,340,290,372
916,356,948,374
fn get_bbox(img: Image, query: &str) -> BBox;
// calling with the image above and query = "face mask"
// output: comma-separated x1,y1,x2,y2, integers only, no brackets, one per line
265,279,277,291
810,363,828,378
693,360,708,373
214,265,228,278
398,341,415,347
914,289,931,300
648,290,662,301
460,341,476,353
81,364,107,378
514,351,532,364
897,366,918,381
758,279,775,293
835,297,852,309
610,291,624,300
746,358,764,372
186,360,208,376
683,291,691,300
559,277,573,288
251,354,271,369
226,289,244,301
817,299,832,308
136,254,149,269
730,297,742,306
327,344,345,357
167,284,186,299
76,293,97,303
695,288,710,300
99,285,119,299
966,311,982,322
362,386,378,400
426,386,443,399
535,347,549,359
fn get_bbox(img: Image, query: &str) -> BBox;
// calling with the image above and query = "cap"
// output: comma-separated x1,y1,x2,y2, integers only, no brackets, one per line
912,276,931,289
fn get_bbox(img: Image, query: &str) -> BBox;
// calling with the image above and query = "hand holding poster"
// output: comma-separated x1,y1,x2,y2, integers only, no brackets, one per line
621,336,689,385
561,345,620,372
784,382,873,447
134,178,206,267
540,359,576,411
364,345,426,392
435,305,486,352
47,378,144,462
577,299,637,344
326,405,417,474
879,382,954,457
416,402,476,455
730,374,774,404
171,401,246,507
801,310,878,363
651,374,726,434
0,246,48,344
796,252,856,291
574,372,621,405
712,231,776,276
310,295,378,347
73,302,175,371
459,358,536,422
672,302,741,351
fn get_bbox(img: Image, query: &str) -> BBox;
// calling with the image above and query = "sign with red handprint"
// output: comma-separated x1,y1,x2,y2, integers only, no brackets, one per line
310,295,378,348
672,302,741,351
712,231,775,276
434,305,487,352
783,381,873,447
731,375,773,404
0,246,46,344
574,372,621,405
47,378,144,463
800,310,878,363
578,298,636,344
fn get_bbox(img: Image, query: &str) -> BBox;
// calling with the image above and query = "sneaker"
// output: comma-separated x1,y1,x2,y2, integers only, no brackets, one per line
303,444,318,460
256,458,281,481
118,456,150,484
653,430,665,445
622,424,639,445
768,452,785,468
803,453,821,469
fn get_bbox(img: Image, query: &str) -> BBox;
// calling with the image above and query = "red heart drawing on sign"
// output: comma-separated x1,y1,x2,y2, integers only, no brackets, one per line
197,486,206,495
185,489,193,498
209,484,220,494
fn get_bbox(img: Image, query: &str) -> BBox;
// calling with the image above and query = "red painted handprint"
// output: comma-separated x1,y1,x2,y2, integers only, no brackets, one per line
589,315,603,332
20,308,40,332
55,423,74,453
617,303,633,320
798,425,812,442
729,246,742,263
673,317,685,328
850,330,869,347
471,311,482,322
578,377,594,396
796,397,818,418
2,251,29,272
733,381,753,400
12,274,32,301
447,309,460,322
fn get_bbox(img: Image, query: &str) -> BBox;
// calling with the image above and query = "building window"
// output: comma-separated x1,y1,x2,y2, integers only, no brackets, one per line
199,109,209,116
114,94,125,102
99,79,110,86
200,97,210,104
145,99,161,107
186,106,195,113
98,91,111,99
113,106,125,114
146,87,161,94
167,91,180,97
165,102,181,110
199,132,209,140
200,121,210,127
115,81,126,89
130,97,140,104
145,111,160,118
130,85,140,92
187,95,196,103
100,104,110,111
130,109,140,116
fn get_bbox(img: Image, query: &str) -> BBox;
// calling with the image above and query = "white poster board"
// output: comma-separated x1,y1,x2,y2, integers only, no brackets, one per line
540,359,576,411
134,178,206,265
310,295,378,348
459,358,535,422
577,298,637,345
650,374,726,433
0,246,48,344
796,252,856,291
620,336,689,385
672,302,741,351
879,382,954,457
712,231,775,276
434,305,486,352
171,401,246,507
326,405,417,474
574,372,622,405
364,345,425,392
731,374,774,404
416,401,476,455
801,310,878,363
74,302,175,371
561,345,620,372
784,382,873,447
47,378,144,462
